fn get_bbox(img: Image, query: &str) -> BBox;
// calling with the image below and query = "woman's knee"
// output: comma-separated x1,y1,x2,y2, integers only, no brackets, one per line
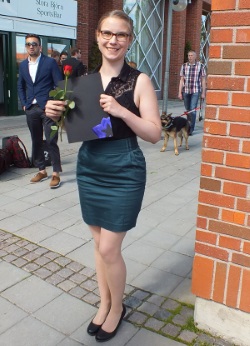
99,245,121,264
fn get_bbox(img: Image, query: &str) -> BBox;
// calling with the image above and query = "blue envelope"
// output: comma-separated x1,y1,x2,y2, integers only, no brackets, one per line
59,73,113,143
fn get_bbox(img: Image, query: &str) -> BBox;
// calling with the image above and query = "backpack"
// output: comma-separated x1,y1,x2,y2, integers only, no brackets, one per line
5,136,32,168
0,148,13,175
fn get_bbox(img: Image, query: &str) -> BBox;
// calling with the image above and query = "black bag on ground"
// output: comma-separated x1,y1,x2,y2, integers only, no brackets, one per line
4,136,32,168
0,148,13,174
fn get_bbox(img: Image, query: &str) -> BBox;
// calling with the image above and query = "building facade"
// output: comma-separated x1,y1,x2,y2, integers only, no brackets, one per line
0,0,210,116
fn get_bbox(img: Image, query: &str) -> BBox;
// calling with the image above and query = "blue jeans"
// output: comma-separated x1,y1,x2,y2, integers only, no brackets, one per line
183,92,200,133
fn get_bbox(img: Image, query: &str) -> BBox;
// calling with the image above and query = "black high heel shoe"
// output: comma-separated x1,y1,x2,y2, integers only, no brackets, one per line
95,304,126,343
87,320,102,336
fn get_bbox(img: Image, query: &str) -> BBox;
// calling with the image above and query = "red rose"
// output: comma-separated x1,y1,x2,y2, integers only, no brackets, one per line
63,65,73,77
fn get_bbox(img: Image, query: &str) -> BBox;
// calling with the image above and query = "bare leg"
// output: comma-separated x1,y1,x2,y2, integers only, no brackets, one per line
90,226,111,325
97,228,126,332
90,226,126,331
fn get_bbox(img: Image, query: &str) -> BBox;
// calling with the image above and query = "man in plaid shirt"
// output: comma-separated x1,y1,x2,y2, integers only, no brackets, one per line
178,51,206,135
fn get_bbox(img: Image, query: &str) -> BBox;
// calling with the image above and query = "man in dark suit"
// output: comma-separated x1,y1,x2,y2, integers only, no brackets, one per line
18,33,63,188
61,47,87,78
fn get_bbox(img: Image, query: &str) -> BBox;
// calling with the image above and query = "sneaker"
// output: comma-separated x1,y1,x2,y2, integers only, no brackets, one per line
50,175,60,189
30,172,48,183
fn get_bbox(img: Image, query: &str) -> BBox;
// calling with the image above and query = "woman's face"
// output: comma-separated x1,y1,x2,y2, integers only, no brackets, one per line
97,17,132,62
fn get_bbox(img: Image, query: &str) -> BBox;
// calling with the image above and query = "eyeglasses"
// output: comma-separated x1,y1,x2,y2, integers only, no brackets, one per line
100,31,131,42
25,42,39,47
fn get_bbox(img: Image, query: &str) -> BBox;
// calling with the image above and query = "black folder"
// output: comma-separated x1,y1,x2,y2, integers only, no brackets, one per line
58,73,113,143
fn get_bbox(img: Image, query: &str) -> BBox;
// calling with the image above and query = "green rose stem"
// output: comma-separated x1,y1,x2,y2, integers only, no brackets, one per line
49,66,75,141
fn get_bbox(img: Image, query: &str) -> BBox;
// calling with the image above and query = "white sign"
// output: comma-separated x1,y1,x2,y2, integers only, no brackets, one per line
0,0,77,27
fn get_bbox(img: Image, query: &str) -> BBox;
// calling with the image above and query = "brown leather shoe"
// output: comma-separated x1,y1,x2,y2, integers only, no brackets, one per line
50,175,60,189
30,172,48,183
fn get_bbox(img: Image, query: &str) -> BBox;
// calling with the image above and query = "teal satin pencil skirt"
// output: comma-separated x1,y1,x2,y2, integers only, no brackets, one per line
77,137,146,232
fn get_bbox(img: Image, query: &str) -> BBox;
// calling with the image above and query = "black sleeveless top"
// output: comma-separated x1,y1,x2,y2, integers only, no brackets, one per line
97,62,141,140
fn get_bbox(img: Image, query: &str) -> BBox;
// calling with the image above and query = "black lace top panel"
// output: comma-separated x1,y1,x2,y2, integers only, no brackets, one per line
97,61,141,140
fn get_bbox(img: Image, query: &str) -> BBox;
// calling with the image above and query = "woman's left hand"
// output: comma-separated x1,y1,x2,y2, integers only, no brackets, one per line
100,94,124,118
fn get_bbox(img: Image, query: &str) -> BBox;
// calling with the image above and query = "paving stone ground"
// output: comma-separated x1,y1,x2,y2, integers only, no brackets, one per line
0,229,235,346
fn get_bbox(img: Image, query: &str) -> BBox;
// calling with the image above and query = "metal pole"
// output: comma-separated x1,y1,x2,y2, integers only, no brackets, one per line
162,0,173,113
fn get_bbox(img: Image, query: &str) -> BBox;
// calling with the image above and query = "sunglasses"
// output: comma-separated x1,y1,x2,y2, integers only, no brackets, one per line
25,42,39,47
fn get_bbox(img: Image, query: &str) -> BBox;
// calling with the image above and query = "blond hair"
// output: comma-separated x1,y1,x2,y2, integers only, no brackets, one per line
97,10,133,36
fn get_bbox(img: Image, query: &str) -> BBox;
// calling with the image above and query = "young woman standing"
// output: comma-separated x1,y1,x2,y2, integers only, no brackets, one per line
45,10,161,343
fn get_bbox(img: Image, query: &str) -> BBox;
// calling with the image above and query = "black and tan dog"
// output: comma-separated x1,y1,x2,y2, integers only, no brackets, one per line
160,112,190,155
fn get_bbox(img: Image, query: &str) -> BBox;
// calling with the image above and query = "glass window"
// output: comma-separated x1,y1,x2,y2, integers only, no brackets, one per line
47,42,68,57
124,0,164,91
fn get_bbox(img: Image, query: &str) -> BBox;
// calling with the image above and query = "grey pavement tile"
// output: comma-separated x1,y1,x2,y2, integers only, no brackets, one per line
40,231,85,256
0,215,34,233
0,171,21,182
34,293,96,334
67,242,95,269
22,186,70,203
130,267,183,297
122,240,165,266
56,338,84,346
15,222,60,243
0,200,34,215
0,296,27,334
137,301,159,315
63,221,92,240
125,328,185,346
142,202,181,224
125,222,152,240
151,250,193,277
138,207,167,225
169,278,196,305
64,205,83,219
1,174,33,188
43,195,79,212
17,205,56,222
0,261,30,292
71,319,138,346
2,275,62,313
156,214,195,236
124,258,147,284
178,330,198,343
147,294,165,307
0,181,17,193
3,186,34,199
141,228,181,250
184,226,196,240
121,233,135,249
0,210,11,220
0,195,15,207
144,317,165,330
0,316,65,346
41,211,80,231
170,237,195,257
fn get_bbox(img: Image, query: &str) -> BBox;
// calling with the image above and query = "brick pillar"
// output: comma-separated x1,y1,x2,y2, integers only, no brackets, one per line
169,10,186,99
192,1,250,345
186,0,203,55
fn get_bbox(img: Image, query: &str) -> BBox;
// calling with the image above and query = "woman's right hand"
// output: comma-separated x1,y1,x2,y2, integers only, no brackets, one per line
45,100,67,120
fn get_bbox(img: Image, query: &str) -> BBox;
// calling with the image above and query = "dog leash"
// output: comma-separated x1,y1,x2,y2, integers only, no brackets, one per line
179,106,201,117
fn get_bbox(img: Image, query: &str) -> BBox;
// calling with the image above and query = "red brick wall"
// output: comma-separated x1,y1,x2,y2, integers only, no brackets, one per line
192,0,250,313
